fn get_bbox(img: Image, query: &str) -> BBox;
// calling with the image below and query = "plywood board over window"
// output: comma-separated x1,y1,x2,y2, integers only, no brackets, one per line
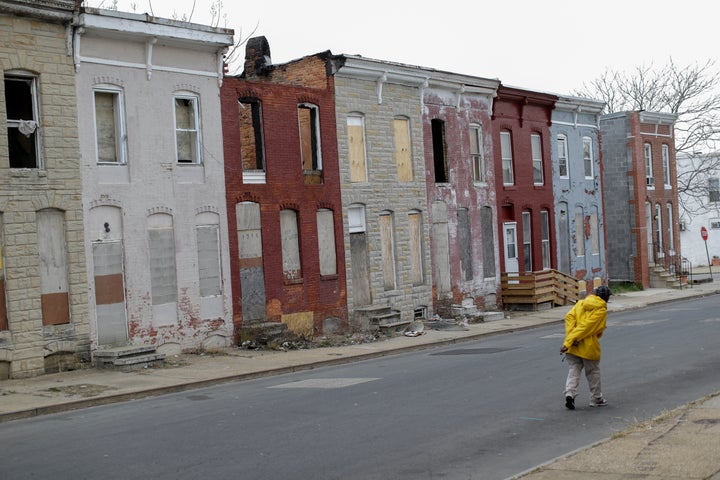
317,209,337,276
379,212,396,290
408,211,423,285
37,209,70,326
394,118,413,182
347,115,367,182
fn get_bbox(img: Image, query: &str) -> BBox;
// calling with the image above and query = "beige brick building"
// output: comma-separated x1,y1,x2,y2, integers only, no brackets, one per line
0,0,89,379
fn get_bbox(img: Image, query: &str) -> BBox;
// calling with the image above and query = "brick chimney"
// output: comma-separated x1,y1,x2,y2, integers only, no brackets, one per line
243,36,271,78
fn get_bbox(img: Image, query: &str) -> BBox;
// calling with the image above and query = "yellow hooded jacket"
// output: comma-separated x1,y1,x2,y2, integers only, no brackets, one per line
562,294,607,361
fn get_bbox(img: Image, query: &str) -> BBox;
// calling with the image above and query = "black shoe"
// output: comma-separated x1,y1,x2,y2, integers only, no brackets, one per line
565,396,575,410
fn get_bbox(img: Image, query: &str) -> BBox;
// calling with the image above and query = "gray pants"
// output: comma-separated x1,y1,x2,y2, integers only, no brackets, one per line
564,353,603,401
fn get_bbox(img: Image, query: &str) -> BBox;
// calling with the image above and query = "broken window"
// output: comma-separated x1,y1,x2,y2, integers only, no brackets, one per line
470,124,485,183
347,114,367,182
174,95,201,164
239,97,265,181
94,89,126,164
431,119,448,183
280,209,302,281
531,133,543,185
394,117,413,182
317,209,337,276
298,103,322,184
379,211,397,290
4,73,40,168
500,130,514,185
408,211,424,285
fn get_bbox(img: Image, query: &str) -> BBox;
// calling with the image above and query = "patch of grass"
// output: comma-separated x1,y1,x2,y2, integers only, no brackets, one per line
609,281,644,294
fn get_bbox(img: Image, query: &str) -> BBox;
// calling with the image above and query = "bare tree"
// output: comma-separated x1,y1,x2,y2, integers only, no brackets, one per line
575,59,720,219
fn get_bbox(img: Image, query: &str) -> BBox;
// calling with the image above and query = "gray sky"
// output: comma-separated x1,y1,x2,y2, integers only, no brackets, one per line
87,0,716,96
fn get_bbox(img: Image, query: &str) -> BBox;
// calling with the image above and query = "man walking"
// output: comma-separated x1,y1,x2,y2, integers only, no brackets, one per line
560,285,611,409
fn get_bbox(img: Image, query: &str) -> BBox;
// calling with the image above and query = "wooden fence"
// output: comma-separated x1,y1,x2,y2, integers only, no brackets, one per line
501,269,580,310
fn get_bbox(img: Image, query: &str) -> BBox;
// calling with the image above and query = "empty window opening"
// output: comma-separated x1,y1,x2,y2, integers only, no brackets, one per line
94,89,126,164
431,119,448,183
239,98,265,172
175,96,201,164
5,73,39,168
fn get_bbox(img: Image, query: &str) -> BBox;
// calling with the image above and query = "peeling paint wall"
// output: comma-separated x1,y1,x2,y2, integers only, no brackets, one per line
75,12,235,353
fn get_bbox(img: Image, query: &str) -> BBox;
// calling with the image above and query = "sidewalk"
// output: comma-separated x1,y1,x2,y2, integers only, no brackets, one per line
1,279,719,479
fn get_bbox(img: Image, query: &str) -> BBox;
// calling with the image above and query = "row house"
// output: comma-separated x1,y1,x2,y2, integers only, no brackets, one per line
600,111,680,288
421,70,501,314
491,85,558,276
550,96,607,285
220,37,348,338
333,55,433,329
0,0,89,379
74,9,235,354
678,152,720,266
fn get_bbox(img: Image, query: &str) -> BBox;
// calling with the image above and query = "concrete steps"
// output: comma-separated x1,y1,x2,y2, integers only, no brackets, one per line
94,345,165,371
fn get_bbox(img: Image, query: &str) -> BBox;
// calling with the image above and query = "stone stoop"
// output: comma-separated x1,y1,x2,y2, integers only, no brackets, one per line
93,345,165,371
452,298,505,323
354,305,410,334
650,265,684,289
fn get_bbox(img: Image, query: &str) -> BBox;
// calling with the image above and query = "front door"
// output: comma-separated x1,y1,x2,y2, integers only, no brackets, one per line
93,241,128,346
503,222,519,274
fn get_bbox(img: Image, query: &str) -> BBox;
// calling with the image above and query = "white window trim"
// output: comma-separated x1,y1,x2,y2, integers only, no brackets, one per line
645,143,654,189
531,133,544,185
500,131,514,186
173,94,202,165
662,144,671,188
583,137,594,179
299,102,323,172
93,87,127,165
557,135,569,179
470,124,486,184
5,71,42,169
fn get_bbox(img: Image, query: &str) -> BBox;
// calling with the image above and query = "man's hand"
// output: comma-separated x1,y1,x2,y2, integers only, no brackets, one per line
560,345,568,353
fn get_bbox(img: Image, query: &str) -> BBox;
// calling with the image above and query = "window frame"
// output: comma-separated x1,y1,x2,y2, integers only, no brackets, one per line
531,133,544,185
238,97,266,180
557,134,569,179
470,123,486,183
93,87,127,165
522,211,532,272
500,130,514,185
298,102,322,172
710,177,720,203
347,113,368,183
662,144,671,187
644,143,654,188
173,94,202,164
540,210,551,269
4,72,41,169
583,136,594,179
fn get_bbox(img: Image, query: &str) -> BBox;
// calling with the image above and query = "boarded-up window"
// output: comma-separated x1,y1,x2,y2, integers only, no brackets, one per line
175,95,200,163
481,206,496,278
239,98,265,172
394,117,413,182
408,211,423,285
590,207,600,255
280,209,302,281
458,208,473,281
5,73,39,168
299,104,321,171
149,218,177,305
379,212,396,290
431,119,448,183
575,207,585,256
94,89,125,164
197,223,222,297
37,209,70,325
237,202,266,321
0,213,7,330
317,209,337,276
347,115,367,182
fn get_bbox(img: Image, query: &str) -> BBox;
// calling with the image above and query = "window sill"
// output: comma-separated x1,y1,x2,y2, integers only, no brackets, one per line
284,277,304,286
320,274,339,281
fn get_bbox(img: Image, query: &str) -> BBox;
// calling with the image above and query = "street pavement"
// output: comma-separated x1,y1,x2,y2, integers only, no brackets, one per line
1,278,719,480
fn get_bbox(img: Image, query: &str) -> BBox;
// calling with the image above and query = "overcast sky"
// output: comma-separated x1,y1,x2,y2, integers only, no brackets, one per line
87,0,715,96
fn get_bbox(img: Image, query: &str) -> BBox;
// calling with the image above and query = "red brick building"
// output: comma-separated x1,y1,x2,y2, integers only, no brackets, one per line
491,85,558,275
220,37,347,337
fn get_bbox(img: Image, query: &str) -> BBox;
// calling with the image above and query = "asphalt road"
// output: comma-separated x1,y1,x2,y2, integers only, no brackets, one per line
2,296,719,480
